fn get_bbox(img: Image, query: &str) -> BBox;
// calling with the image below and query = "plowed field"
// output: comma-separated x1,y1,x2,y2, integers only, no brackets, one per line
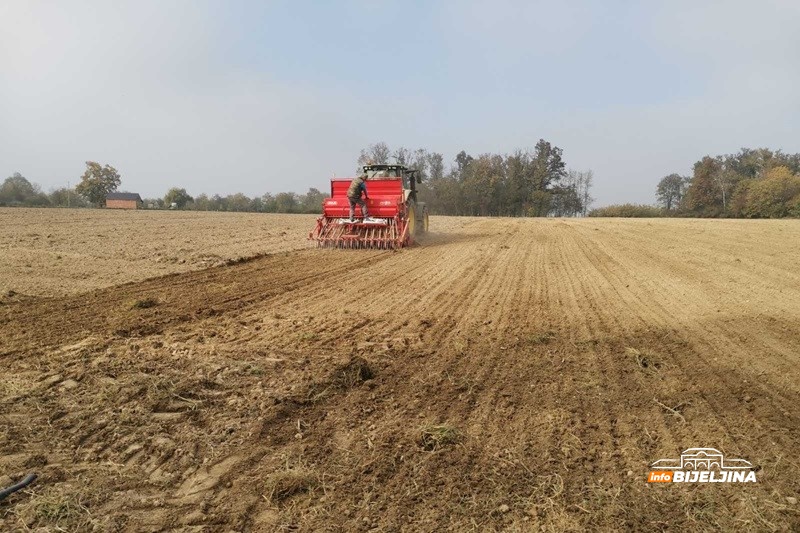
0,209,318,297
2,214,799,531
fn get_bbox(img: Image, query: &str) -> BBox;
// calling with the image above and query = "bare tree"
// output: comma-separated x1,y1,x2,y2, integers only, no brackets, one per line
558,169,594,217
357,142,391,169
392,147,412,166
579,170,594,216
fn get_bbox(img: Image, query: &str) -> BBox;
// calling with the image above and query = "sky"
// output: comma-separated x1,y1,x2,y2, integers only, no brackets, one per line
1,0,799,207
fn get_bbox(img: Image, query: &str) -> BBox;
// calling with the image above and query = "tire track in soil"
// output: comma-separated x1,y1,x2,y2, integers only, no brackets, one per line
248,218,799,531
2,218,800,532
563,220,800,528
572,221,800,463
0,250,395,359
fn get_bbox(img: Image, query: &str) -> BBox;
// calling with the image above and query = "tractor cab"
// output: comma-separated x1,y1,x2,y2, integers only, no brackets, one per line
362,164,421,203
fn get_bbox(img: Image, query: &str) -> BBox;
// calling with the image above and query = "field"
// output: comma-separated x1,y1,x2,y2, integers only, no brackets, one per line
1,209,799,531
0,209,321,297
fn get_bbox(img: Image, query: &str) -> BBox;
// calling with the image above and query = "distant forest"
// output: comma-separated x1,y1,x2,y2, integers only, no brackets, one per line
0,140,594,218
4,145,799,218
357,141,593,217
591,147,800,218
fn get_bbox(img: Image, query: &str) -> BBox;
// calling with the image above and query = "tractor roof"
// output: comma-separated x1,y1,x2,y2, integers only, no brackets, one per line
362,164,407,171
362,164,417,175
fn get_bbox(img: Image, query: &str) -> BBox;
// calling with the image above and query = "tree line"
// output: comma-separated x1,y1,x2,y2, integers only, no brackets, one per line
8,148,800,219
0,162,122,209
151,188,328,214
3,142,595,217
672,148,800,218
0,162,327,214
591,147,800,218
359,141,594,217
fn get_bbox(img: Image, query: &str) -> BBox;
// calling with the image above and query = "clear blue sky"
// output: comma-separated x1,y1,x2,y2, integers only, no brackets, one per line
1,1,799,206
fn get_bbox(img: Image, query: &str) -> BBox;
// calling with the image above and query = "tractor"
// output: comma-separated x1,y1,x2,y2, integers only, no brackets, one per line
309,164,429,249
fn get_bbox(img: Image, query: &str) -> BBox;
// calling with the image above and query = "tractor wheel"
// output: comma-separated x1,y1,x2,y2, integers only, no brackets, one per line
406,205,417,243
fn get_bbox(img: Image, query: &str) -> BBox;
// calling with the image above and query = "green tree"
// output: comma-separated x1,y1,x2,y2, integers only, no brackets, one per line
274,192,298,213
249,196,264,212
684,156,724,216
0,173,47,205
729,180,752,217
75,161,121,206
461,154,498,215
164,187,193,209
589,204,663,217
529,190,553,217
192,193,211,211
743,166,800,218
454,150,474,177
48,187,69,207
300,188,326,213
503,150,527,215
656,173,689,211
209,194,225,211
724,148,800,179
261,193,277,213
531,139,566,191
48,186,86,208
526,139,566,216
679,148,800,218
355,141,576,217
427,152,445,180
226,193,251,212
420,174,461,215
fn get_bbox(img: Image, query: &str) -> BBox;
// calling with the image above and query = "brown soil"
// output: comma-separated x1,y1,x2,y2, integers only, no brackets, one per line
0,209,319,296
1,217,799,531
